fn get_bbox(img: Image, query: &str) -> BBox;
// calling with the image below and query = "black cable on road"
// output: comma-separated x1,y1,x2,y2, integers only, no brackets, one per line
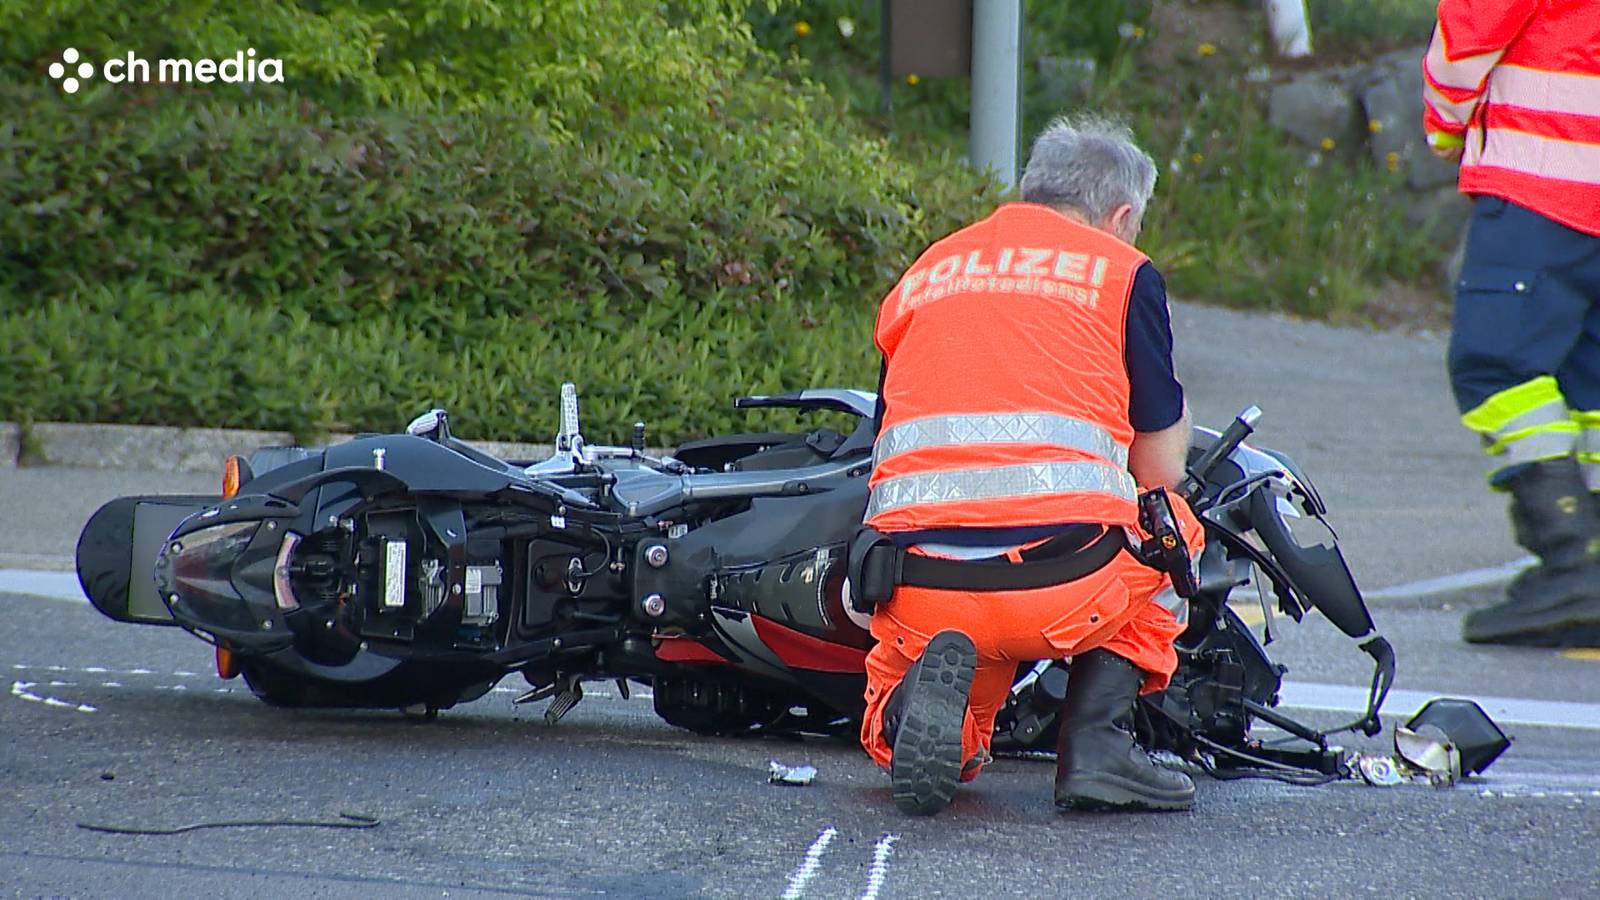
78,812,379,835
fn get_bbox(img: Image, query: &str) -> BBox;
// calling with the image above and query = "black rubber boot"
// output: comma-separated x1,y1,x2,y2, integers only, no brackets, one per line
1054,650,1195,812
883,630,976,816
1464,458,1600,647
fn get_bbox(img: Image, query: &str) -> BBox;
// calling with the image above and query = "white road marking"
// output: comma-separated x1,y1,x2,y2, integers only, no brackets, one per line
12,664,176,678
1280,681,1600,731
1364,556,1535,601
0,569,86,602
860,833,899,900
781,826,837,900
11,680,95,713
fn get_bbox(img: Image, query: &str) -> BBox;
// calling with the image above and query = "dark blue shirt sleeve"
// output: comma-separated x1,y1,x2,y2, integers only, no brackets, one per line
1125,262,1184,432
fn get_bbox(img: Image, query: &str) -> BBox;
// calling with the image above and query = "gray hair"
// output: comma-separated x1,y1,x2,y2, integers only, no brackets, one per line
1019,114,1157,223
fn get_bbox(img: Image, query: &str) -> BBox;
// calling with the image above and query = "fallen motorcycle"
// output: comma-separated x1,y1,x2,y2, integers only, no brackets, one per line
76,385,1398,779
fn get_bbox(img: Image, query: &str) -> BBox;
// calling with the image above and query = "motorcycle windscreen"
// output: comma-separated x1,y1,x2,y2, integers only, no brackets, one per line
75,495,220,625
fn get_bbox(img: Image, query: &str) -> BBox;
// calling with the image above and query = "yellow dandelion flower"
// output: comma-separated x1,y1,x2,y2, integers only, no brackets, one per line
1133,26,1146,38
1368,118,1384,134
905,73,921,86
1197,43,1217,56
794,20,812,37
1385,151,1400,163
1320,137,1336,150
1191,152,1204,164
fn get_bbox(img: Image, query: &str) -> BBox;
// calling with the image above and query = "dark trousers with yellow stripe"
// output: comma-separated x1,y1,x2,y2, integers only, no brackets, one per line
1448,196,1600,487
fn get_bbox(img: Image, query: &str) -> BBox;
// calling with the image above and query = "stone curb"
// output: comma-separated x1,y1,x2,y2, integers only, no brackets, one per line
0,421,622,475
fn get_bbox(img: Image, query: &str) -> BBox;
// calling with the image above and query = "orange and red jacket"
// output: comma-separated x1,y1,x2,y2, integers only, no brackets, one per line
866,203,1145,533
1422,0,1600,236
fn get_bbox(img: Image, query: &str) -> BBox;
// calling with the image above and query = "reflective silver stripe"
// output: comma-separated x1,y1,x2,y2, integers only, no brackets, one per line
1498,428,1578,467
1579,456,1600,493
874,412,1129,470
1576,413,1600,491
1575,415,1600,451
866,461,1136,521
908,542,1020,560
1152,586,1188,627
1495,399,1570,442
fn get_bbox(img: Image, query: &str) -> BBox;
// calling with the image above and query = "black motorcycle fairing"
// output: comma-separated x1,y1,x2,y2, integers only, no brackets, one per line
153,516,295,651
321,435,521,496
1249,490,1376,641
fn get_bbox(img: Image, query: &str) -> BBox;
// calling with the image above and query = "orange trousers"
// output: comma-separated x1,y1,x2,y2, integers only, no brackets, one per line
859,502,1204,779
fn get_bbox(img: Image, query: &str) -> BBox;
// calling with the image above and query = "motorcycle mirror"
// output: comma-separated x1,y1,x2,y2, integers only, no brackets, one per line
1406,698,1510,776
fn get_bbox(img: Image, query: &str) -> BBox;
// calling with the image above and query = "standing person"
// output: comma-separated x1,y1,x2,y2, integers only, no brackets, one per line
1422,2,1600,646
857,115,1204,816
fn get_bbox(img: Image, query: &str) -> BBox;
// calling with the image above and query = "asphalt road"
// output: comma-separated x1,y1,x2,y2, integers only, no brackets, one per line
4,302,1600,897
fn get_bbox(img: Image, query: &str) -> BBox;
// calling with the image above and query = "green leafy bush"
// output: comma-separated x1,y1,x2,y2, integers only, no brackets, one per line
0,0,996,438
0,80,990,327
3,0,790,126
0,284,879,443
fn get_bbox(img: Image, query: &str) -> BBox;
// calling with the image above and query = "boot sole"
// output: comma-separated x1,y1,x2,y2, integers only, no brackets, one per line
890,631,977,816
1055,772,1195,813
1463,621,1600,648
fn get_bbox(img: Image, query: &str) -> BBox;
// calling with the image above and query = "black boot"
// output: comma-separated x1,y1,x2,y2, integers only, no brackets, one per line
882,630,976,816
1464,458,1600,647
1054,650,1195,812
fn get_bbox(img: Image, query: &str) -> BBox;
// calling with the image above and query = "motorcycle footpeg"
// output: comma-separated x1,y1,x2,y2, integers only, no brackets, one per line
544,683,584,724
1010,710,1056,745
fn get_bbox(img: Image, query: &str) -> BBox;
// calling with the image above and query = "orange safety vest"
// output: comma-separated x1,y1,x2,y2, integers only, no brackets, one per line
1422,0,1600,236
866,202,1146,533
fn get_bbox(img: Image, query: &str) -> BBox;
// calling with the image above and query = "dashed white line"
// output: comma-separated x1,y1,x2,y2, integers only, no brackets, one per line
11,680,95,713
860,833,899,900
781,826,837,900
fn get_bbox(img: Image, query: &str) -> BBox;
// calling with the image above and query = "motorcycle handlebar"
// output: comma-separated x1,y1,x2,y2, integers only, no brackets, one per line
1179,405,1262,499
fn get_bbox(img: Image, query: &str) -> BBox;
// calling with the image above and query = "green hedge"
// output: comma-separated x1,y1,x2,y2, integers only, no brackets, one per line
1,285,878,443
0,81,990,326
1,1,998,440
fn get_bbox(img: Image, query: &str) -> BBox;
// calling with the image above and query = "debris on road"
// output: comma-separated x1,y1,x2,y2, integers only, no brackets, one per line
768,761,817,786
1355,754,1405,787
1395,724,1462,786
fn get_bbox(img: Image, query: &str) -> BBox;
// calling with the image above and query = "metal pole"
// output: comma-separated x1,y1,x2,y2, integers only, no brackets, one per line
879,0,893,122
969,0,1021,189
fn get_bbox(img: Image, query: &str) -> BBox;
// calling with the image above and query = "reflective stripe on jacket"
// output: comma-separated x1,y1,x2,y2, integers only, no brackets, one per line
1423,0,1600,236
866,202,1145,532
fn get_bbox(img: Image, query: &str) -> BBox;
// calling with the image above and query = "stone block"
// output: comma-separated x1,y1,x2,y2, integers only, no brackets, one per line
0,423,18,466
27,422,295,473
1268,74,1365,150
1359,66,1457,190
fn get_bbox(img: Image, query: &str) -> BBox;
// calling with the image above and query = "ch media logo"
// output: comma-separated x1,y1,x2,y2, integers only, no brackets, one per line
47,48,95,94
46,47,284,93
